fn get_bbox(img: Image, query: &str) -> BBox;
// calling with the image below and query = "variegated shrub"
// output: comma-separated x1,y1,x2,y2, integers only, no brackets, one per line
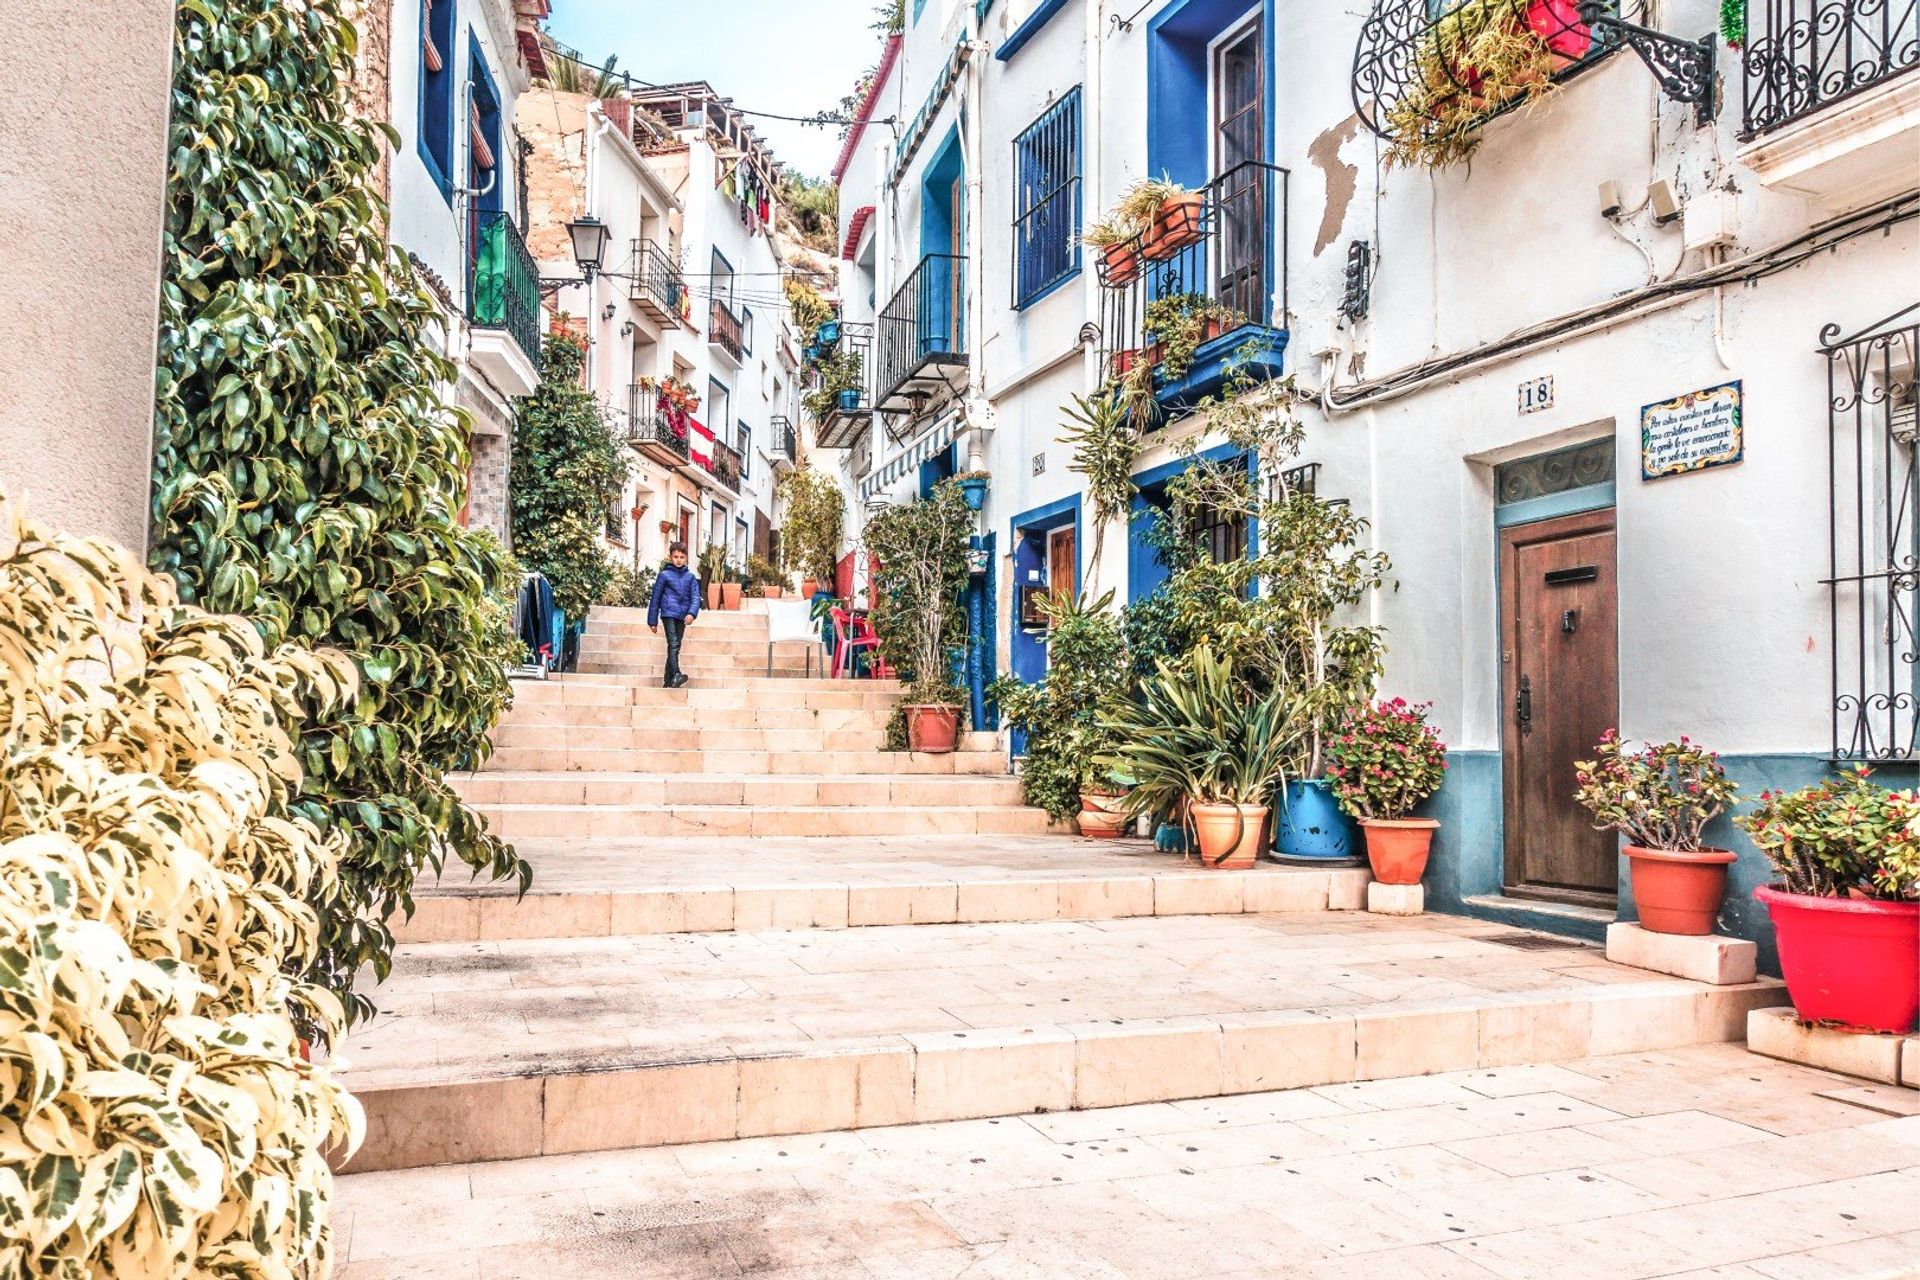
0,494,362,1276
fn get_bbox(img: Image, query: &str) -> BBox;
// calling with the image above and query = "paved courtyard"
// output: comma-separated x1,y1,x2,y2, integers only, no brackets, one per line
333,1043,1920,1279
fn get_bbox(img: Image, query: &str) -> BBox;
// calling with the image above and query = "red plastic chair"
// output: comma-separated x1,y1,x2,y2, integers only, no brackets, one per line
829,607,879,679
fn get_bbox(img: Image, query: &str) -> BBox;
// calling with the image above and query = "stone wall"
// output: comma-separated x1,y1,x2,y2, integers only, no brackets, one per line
469,432,512,544
0,0,174,551
344,0,395,208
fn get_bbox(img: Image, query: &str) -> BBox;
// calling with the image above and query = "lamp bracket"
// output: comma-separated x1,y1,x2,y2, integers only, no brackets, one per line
1576,3,1716,126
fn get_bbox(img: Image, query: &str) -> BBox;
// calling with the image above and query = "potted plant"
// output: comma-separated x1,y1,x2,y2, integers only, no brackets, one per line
865,483,972,755
1325,698,1449,885
990,591,1133,835
1102,647,1297,869
1083,213,1146,287
1737,768,1920,1034
803,348,865,422
955,470,990,512
720,559,744,611
747,553,787,599
1144,294,1243,386
698,544,727,610
1572,733,1740,935
1134,179,1204,261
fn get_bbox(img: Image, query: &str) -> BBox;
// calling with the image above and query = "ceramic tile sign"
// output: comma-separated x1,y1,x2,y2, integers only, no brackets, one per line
1641,381,1743,481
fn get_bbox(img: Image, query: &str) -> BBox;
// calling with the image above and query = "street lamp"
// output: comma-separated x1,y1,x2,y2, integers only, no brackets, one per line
539,213,614,293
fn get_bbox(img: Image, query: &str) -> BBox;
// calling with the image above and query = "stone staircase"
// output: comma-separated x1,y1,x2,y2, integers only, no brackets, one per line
336,603,1789,1176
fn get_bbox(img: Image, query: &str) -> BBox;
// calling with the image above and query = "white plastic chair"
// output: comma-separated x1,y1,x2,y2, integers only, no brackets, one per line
764,599,819,678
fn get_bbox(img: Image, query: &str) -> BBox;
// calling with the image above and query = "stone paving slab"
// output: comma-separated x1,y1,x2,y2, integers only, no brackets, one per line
331,1043,1920,1279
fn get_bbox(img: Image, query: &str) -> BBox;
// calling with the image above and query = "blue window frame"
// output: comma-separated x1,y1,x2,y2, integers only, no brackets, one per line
913,0,927,22
418,0,457,199
738,421,752,480
467,35,502,217
1012,89,1081,309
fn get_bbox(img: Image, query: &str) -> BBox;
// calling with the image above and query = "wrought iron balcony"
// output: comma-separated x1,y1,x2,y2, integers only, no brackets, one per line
710,440,744,492
629,238,687,326
874,254,968,415
1096,161,1291,415
469,210,542,372
627,384,691,464
709,298,745,365
807,321,875,451
1740,0,1920,136
771,414,797,466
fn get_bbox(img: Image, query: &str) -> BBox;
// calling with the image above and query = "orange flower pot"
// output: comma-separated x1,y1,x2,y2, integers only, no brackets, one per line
720,582,743,610
1360,818,1438,885
1078,790,1131,839
1099,241,1143,286
905,704,961,754
1623,845,1737,936
800,579,819,599
1190,802,1266,869
1142,193,1205,261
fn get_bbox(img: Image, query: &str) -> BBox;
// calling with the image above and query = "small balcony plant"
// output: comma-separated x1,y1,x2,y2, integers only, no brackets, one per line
1736,767,1920,1034
1326,698,1449,884
1144,293,1245,385
803,348,864,421
1100,646,1299,868
1084,177,1199,284
1571,733,1740,935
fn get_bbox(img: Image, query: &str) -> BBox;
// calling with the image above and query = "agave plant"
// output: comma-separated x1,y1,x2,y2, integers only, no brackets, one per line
1099,646,1300,819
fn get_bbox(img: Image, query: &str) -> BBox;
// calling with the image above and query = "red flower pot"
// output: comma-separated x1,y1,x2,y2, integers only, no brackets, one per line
1099,241,1143,286
1754,886,1920,1034
1360,818,1438,885
904,704,961,754
1624,846,1737,936
1142,193,1205,261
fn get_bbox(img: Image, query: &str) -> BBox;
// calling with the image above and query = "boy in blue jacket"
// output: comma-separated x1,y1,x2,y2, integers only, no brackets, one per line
646,542,701,688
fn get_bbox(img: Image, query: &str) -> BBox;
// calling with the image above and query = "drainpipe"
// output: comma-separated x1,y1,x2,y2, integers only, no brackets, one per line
584,106,617,395
963,15,989,470
1083,0,1105,396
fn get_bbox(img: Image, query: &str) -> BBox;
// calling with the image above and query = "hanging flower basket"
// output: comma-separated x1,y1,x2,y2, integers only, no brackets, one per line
1142,193,1206,262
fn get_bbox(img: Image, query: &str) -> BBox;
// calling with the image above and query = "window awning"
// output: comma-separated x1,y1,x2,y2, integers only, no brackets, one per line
859,413,962,502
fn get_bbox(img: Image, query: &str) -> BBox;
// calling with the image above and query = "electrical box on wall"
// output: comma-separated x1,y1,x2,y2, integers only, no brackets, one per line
1683,189,1740,252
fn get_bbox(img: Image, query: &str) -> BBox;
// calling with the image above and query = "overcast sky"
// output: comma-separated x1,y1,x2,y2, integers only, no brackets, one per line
546,0,885,179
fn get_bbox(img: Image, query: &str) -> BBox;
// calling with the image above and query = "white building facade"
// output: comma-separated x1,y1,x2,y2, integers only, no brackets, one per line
385,0,549,540
823,0,1920,962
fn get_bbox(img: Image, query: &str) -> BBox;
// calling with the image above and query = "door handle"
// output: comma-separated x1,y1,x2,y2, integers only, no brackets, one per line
1516,674,1533,735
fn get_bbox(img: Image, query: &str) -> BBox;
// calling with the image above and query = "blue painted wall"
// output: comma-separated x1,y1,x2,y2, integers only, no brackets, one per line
1146,0,1269,185
1125,444,1255,606
967,533,998,731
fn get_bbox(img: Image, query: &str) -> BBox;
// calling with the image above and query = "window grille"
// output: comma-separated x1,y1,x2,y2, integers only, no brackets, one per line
1012,89,1081,309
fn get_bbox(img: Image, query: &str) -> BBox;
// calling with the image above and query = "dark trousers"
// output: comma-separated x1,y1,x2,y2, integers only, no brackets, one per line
661,617,686,684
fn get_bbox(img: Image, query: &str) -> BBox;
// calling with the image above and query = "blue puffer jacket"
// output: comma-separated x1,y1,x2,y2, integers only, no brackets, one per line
647,564,703,626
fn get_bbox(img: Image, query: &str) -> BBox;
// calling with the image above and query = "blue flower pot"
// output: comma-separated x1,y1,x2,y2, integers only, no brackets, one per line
1273,778,1358,861
1154,821,1191,855
837,388,862,413
958,477,988,511
816,319,841,345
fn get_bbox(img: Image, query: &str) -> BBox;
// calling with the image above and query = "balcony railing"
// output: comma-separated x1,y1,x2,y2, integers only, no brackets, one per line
709,298,744,363
1740,0,1920,136
469,209,542,371
875,253,967,413
710,440,744,491
1097,161,1291,413
627,385,690,462
629,238,687,325
771,414,797,464
806,321,875,450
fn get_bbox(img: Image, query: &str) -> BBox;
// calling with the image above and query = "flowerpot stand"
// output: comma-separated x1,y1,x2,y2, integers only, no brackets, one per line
1604,922,1757,987
1366,882,1424,916
1747,1007,1920,1090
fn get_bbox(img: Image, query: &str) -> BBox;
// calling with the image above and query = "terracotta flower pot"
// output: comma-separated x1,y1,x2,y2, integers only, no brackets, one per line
1754,886,1920,1034
706,583,722,610
904,704,961,754
1099,240,1143,286
801,579,819,599
1078,790,1131,839
1624,845,1737,936
1189,802,1266,869
1360,818,1438,885
1142,193,1205,261
720,582,743,610
760,585,784,599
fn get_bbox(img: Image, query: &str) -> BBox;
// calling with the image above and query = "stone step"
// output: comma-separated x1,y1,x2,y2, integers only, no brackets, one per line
575,660,823,680
472,802,1055,839
507,678,900,710
452,772,1027,808
337,912,1789,1173
497,703,886,731
492,725,893,752
591,601,774,623
477,746,1010,775
395,859,1372,944
578,633,798,656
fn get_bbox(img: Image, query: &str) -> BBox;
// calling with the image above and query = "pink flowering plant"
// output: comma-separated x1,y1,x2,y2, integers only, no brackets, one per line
1572,732,1737,852
1325,698,1448,821
1735,766,1920,900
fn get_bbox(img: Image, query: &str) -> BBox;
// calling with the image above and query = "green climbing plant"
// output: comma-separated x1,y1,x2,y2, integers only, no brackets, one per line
511,335,633,619
1059,390,1139,582
151,0,528,1025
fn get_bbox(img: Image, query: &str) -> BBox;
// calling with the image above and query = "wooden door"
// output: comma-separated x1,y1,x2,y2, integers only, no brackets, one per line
1213,20,1265,320
1048,527,1076,608
1500,509,1620,900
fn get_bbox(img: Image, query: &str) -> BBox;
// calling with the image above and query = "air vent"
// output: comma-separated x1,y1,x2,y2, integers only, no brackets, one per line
1479,933,1597,952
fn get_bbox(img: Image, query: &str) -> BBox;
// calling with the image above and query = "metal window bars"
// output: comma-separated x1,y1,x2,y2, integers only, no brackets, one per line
1740,0,1920,137
1012,89,1082,309
1824,301,1920,762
